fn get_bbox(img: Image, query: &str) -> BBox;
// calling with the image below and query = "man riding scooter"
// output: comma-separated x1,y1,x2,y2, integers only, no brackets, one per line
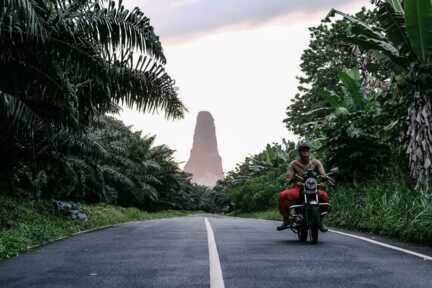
277,142,330,232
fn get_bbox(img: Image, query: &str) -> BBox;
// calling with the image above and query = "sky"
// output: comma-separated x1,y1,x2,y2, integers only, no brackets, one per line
119,0,368,172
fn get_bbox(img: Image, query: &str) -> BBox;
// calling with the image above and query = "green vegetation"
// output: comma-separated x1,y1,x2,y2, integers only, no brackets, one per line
0,195,193,259
233,180,432,245
217,142,295,212
328,1,432,191
0,0,221,257
2,0,432,253
329,181,432,244
0,0,218,211
217,1,432,245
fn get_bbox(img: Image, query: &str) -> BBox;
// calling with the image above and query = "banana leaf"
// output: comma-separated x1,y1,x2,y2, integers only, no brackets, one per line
339,68,364,110
404,0,432,63
320,89,341,109
330,9,407,66
377,1,413,58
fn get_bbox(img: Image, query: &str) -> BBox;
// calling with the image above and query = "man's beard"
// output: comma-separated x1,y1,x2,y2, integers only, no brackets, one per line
300,155,310,163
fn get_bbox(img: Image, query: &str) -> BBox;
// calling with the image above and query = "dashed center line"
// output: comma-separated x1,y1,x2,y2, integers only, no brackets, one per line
205,218,225,288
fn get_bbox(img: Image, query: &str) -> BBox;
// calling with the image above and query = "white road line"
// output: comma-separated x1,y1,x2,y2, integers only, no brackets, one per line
205,218,225,288
330,229,432,261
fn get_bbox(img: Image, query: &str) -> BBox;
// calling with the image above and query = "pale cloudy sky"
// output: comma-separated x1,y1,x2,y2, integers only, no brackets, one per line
119,0,368,172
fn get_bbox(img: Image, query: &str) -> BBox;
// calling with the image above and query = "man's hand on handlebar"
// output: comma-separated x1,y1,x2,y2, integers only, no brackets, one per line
324,175,335,186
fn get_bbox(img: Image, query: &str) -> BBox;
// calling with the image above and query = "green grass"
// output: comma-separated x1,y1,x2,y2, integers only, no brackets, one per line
0,195,193,259
328,181,432,244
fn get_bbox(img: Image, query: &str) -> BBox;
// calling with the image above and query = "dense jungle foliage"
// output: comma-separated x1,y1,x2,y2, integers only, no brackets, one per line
2,0,432,245
0,0,220,212
217,1,432,243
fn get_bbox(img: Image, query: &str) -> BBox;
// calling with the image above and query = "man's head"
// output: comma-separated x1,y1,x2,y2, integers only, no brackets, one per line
297,141,311,161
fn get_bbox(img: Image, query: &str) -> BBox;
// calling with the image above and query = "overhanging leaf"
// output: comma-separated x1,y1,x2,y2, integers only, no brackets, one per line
376,1,414,62
404,0,432,63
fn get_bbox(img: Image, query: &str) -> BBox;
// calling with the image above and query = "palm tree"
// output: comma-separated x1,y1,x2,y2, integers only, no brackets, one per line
33,116,197,207
0,0,186,132
328,0,432,192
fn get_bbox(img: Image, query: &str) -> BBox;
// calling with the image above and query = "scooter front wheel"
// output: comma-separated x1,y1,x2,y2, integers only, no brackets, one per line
298,226,308,242
310,206,320,244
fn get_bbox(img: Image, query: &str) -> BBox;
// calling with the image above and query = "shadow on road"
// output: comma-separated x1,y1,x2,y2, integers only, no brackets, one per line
273,239,327,246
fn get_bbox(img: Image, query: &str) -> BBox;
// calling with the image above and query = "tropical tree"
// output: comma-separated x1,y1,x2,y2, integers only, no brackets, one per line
312,67,395,182
215,141,297,212
9,115,205,209
328,0,432,192
0,0,188,199
284,8,391,139
222,140,295,187
0,0,185,133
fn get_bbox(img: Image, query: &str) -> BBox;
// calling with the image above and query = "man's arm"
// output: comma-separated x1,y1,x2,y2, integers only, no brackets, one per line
287,161,295,182
316,160,336,185
315,160,327,177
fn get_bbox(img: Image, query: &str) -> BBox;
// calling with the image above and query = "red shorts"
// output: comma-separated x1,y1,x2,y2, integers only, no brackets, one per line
279,185,329,217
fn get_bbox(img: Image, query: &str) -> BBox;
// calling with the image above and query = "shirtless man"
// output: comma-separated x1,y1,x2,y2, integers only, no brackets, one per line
277,142,329,232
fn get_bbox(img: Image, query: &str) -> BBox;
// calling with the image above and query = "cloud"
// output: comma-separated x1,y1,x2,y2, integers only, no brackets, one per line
170,0,201,8
124,0,362,41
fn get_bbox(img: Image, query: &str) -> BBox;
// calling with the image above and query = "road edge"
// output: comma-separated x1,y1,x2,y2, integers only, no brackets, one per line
27,224,114,251
229,214,432,259
8,215,197,260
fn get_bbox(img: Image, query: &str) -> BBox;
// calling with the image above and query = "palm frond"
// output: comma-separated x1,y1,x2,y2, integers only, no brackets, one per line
102,50,187,119
0,0,47,40
0,91,40,132
76,0,166,63
47,129,108,160
101,164,135,188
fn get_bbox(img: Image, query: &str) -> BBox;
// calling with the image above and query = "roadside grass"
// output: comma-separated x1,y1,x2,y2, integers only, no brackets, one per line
232,180,432,246
0,195,193,259
328,181,432,245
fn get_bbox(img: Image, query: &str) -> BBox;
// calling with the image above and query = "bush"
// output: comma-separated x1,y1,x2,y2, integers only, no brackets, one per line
226,175,284,212
328,179,432,244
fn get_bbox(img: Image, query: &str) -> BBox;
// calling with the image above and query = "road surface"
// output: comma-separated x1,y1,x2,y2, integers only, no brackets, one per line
1,215,431,287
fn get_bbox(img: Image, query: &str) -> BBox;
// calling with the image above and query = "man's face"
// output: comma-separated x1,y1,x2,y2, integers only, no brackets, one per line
300,148,310,159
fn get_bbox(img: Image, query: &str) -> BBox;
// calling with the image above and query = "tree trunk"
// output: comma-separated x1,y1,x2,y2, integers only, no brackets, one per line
407,88,432,193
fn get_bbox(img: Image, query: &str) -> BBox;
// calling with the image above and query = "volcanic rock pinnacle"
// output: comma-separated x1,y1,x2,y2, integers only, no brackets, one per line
184,111,224,187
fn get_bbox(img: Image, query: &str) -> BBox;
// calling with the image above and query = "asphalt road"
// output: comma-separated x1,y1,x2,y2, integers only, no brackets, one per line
1,215,431,288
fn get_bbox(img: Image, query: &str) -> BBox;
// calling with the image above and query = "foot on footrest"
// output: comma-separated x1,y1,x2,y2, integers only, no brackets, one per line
319,223,328,232
276,223,289,231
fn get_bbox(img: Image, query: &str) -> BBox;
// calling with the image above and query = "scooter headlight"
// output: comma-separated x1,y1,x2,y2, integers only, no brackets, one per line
305,178,317,193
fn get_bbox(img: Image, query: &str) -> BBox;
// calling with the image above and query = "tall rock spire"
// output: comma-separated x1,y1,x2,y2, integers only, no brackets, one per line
184,111,224,187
